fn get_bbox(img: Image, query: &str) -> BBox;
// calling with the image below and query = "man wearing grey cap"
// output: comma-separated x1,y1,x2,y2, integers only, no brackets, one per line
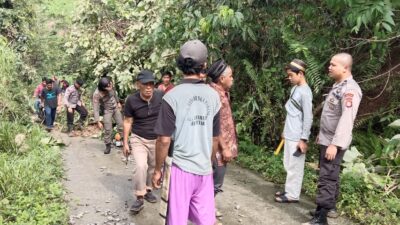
123,70,164,213
152,40,221,225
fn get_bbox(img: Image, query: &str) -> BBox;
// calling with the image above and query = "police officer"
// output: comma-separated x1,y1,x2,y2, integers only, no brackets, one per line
93,77,123,154
303,53,362,225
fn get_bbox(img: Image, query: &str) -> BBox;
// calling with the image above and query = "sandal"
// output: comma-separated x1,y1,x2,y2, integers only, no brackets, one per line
275,191,286,197
274,195,299,203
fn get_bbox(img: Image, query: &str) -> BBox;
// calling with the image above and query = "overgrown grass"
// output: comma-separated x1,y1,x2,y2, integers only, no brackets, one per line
339,173,400,225
1,37,68,225
0,122,68,225
237,137,400,225
41,0,78,19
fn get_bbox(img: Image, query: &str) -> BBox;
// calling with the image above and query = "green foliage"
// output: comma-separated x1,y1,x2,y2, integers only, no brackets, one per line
0,41,33,123
326,0,396,34
238,136,400,224
0,0,41,82
0,42,68,223
66,0,400,146
28,0,78,79
282,31,326,95
337,119,400,224
0,122,26,154
0,2,70,224
0,124,68,225
339,173,399,225
41,0,77,18
66,4,400,223
0,0,36,40
352,122,400,186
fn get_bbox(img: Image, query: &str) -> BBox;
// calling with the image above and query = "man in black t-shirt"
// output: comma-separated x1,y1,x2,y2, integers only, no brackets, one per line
123,70,163,213
41,79,62,131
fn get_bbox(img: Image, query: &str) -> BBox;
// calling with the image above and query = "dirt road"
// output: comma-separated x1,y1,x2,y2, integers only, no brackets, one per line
54,132,353,225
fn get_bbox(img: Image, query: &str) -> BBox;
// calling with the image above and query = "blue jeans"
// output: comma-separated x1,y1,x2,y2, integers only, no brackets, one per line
45,106,57,128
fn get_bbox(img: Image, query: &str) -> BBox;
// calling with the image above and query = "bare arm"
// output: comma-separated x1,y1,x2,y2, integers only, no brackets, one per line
212,136,219,162
123,117,133,146
122,117,133,157
152,135,171,189
154,136,171,172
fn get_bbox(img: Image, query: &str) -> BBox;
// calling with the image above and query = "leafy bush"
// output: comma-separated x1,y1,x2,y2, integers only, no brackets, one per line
0,41,33,123
66,0,400,148
0,123,68,225
238,127,400,225
0,2,69,223
339,173,399,225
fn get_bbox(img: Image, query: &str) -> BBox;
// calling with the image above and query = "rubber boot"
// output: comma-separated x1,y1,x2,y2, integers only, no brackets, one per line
104,143,111,154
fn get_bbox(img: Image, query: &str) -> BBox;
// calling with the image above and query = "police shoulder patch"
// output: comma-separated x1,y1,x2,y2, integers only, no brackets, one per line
344,93,354,98
344,92,353,108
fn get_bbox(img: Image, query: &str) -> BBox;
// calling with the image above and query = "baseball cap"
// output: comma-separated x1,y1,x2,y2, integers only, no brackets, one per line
136,70,155,83
178,40,208,66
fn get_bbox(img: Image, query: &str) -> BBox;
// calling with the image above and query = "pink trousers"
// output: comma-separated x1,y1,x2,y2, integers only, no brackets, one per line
167,165,216,225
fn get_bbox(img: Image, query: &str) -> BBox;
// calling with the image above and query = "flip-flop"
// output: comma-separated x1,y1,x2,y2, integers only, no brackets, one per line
275,191,286,197
275,195,299,203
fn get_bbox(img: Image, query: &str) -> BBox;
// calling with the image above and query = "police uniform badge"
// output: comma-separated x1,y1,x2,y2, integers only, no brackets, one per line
344,93,354,108
328,97,338,110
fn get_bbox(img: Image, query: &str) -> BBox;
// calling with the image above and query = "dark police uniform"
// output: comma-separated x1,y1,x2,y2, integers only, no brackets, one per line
316,75,362,209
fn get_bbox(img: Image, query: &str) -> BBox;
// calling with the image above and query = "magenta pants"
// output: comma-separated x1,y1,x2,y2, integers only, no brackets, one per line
167,165,216,225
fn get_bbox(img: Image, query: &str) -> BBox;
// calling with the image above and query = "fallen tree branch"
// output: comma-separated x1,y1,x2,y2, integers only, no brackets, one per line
340,34,400,50
366,68,392,100
357,106,400,118
351,34,400,43
359,63,400,83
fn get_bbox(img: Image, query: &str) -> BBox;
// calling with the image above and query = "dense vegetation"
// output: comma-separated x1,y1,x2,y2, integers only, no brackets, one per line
64,0,400,224
0,0,399,224
0,0,71,224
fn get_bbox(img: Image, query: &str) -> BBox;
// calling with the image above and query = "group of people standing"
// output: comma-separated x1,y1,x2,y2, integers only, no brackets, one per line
33,76,75,132
118,40,361,225
33,39,362,225
277,53,362,225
